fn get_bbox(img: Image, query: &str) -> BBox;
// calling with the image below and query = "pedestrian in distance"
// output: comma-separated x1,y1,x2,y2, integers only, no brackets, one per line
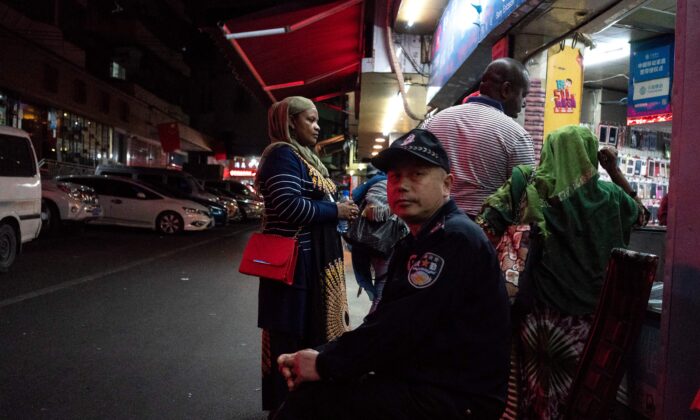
346,164,393,303
254,96,359,417
273,128,511,420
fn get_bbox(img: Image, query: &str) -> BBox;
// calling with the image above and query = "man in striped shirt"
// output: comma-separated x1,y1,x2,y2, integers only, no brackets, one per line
423,58,536,218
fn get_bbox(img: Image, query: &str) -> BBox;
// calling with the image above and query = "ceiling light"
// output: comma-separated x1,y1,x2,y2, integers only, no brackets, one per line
382,84,411,136
374,137,386,143
373,144,383,149
371,151,379,156
402,0,423,28
584,40,630,67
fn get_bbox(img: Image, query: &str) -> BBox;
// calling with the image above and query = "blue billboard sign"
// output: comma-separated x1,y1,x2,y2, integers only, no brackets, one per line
428,0,527,102
628,36,674,119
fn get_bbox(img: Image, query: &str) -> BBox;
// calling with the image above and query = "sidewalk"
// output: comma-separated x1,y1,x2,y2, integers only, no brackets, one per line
343,246,373,329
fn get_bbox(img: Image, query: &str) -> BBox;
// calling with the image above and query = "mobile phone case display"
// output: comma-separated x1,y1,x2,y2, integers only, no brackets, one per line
524,79,546,163
598,125,671,225
598,123,623,147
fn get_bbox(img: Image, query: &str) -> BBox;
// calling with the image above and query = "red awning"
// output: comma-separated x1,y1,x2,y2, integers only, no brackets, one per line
220,0,365,104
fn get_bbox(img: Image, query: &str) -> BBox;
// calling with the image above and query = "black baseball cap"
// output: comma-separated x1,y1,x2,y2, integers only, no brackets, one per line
371,128,451,173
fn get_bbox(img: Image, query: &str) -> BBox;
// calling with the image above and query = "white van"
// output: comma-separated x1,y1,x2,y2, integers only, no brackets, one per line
0,126,42,272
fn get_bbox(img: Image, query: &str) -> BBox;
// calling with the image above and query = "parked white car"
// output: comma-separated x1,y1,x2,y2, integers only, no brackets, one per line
41,179,102,235
0,127,41,272
57,175,212,234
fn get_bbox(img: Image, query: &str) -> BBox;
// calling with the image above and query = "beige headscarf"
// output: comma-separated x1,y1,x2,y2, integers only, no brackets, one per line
259,96,329,179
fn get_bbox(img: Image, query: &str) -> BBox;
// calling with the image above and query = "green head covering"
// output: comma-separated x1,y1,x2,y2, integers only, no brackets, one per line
535,125,599,200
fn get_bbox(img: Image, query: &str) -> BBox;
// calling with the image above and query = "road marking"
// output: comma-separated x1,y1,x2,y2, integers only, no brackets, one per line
0,226,256,309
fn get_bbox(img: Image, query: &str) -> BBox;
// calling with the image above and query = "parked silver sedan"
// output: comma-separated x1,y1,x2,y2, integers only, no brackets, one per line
58,175,212,235
41,179,102,235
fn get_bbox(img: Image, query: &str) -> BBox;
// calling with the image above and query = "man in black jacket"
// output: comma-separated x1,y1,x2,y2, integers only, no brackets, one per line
275,129,510,419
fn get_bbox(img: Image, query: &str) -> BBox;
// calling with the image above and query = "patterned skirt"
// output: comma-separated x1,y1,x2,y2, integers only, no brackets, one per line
503,304,593,420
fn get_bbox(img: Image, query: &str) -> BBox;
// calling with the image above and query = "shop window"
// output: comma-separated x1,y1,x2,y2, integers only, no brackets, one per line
119,101,129,122
42,63,59,93
73,79,87,104
99,91,110,114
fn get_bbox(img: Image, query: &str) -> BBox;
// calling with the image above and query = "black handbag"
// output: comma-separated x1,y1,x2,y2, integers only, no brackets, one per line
344,212,408,257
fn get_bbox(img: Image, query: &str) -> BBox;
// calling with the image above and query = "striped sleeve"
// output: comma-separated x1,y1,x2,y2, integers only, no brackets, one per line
506,131,536,175
261,147,337,225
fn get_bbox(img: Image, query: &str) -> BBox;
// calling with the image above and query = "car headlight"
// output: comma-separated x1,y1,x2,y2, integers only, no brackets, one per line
57,183,82,201
183,207,200,214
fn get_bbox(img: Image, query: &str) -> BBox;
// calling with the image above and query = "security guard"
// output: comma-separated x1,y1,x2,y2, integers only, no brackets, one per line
275,129,510,420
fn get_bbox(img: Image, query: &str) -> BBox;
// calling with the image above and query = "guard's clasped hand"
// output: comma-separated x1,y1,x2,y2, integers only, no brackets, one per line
277,349,321,391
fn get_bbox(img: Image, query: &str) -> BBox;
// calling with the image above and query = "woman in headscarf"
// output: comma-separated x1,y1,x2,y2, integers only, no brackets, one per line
477,125,648,419
254,96,358,416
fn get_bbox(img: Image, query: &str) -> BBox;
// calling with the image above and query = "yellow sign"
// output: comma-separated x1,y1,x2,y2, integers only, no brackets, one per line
543,46,583,140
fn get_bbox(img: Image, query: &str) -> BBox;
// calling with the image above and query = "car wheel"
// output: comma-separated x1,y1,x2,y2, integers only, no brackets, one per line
0,223,18,272
156,211,183,235
40,199,61,236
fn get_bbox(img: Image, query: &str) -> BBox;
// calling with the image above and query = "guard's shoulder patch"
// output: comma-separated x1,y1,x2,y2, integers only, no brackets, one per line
407,252,445,288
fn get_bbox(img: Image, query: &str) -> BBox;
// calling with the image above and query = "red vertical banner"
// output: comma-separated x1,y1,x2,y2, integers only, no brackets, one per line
214,142,227,161
158,122,180,153
492,36,509,60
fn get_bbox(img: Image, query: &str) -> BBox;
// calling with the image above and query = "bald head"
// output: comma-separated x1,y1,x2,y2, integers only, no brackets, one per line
479,58,530,118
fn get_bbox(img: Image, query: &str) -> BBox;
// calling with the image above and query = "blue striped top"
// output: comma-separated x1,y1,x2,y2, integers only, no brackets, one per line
256,145,339,335
258,145,338,251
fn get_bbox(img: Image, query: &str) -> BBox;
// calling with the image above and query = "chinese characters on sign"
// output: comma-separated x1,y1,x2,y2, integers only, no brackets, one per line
627,36,674,125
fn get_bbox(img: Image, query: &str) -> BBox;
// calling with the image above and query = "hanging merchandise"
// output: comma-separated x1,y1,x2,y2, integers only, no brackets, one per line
543,45,583,140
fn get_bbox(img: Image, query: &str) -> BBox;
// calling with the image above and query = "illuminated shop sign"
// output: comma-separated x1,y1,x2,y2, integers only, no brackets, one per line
229,169,256,177
627,36,674,125
428,0,527,102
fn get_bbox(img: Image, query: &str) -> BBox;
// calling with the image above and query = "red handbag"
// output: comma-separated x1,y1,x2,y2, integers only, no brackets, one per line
238,232,298,285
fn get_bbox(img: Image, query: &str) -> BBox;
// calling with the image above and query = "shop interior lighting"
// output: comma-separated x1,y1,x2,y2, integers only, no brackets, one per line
401,0,424,28
373,144,383,149
374,137,386,143
382,84,411,136
584,39,630,67
371,151,379,156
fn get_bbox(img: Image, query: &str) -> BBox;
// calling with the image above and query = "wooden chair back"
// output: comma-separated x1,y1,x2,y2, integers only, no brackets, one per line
565,248,658,419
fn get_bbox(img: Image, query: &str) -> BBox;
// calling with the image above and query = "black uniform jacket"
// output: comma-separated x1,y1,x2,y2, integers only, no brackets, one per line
316,199,511,402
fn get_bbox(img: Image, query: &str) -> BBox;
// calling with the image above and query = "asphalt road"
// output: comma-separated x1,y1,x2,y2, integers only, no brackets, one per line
0,222,270,420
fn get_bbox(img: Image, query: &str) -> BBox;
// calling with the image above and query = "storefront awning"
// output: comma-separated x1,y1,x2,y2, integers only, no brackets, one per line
218,0,365,104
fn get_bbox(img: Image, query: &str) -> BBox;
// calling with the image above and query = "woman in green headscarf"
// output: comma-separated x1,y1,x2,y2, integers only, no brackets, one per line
478,125,647,419
255,96,358,416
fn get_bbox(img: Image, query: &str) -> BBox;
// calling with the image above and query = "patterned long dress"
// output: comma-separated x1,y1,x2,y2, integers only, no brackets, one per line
255,145,349,411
